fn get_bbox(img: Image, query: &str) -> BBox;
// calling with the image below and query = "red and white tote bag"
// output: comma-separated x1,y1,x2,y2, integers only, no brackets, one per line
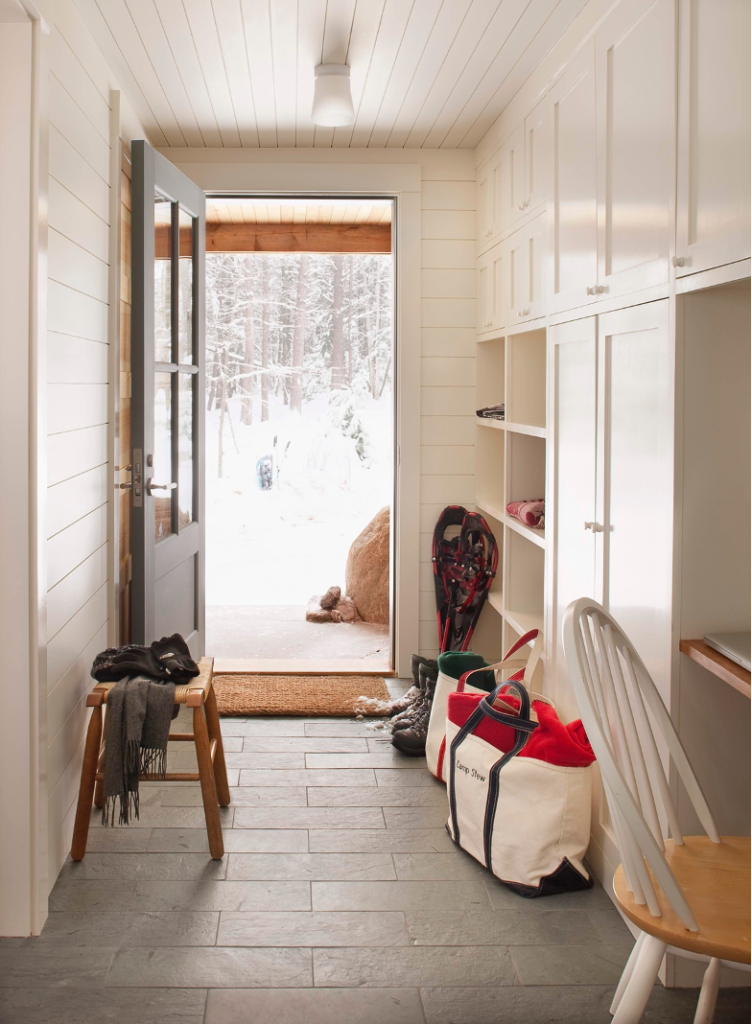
446,681,595,897
426,630,543,783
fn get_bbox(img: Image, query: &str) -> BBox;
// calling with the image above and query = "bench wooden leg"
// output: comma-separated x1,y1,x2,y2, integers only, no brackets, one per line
194,704,224,859
70,703,103,861
93,706,108,809
205,684,231,807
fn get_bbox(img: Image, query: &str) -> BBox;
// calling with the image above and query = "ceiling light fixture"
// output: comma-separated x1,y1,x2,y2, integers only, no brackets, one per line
311,64,355,127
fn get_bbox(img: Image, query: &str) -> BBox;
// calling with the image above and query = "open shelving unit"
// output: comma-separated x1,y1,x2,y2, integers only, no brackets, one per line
474,326,548,669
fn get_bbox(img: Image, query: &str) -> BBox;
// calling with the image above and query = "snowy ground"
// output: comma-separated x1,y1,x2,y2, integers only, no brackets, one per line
205,390,393,607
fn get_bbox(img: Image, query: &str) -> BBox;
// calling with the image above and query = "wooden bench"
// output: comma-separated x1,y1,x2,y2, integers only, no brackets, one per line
70,657,230,860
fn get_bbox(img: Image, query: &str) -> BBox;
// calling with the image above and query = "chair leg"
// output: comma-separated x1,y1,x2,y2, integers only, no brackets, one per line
204,684,231,807
611,932,648,1014
693,958,721,1024
194,704,224,859
612,935,667,1024
70,704,103,861
93,706,108,809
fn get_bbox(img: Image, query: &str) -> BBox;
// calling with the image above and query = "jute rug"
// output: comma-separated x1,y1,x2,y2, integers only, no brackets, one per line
214,674,391,717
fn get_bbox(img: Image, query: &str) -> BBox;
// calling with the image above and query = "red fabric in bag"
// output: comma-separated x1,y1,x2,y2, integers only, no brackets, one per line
446,691,595,767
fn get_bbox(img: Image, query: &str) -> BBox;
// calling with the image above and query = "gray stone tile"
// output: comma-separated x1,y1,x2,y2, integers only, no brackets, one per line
106,946,312,988
587,907,637,953
0,944,115,987
234,806,385,830
313,946,516,987
220,720,307,736
405,908,600,946
309,829,455,853
147,828,308,853
393,852,487,881
161,786,307,806
85,828,154,852
419,985,615,1024
225,752,307,769
484,877,615,912
376,770,445,787
57,853,228,881
307,786,448,807
227,853,396,881
89,805,235,829
129,880,312,911
49,880,137,912
205,987,425,1024
511,943,627,985
37,911,219,947
221,737,243,751
0,987,207,1024
238,769,376,787
312,880,494,912
305,753,428,769
304,722,386,737
384,807,450,829
243,737,369,753
217,911,408,947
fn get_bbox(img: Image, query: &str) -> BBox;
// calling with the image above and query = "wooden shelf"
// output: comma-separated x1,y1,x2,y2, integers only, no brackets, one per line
679,640,751,698
475,416,546,438
502,607,544,638
487,591,504,615
501,512,546,549
475,415,506,431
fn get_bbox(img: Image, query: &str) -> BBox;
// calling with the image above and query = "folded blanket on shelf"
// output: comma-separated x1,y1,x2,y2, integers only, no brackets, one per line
506,499,545,530
476,404,505,420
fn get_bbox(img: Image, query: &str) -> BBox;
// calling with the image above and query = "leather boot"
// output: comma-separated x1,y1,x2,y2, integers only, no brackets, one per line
392,657,438,730
391,669,437,755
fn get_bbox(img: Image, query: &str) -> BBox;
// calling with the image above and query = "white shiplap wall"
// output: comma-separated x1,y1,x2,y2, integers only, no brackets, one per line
42,0,145,887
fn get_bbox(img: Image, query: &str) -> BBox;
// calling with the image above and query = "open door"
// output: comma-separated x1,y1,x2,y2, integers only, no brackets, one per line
130,140,205,656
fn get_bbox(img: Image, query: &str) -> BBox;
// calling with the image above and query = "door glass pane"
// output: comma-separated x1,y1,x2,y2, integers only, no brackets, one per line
178,373,193,529
154,371,173,542
154,196,172,362
178,209,194,364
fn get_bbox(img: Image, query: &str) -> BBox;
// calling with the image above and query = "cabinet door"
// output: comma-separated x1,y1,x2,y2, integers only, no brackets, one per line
505,212,546,326
596,0,675,298
598,301,674,705
476,159,495,254
547,317,598,721
676,0,751,274
524,96,548,213
547,41,598,313
477,241,505,334
498,122,526,232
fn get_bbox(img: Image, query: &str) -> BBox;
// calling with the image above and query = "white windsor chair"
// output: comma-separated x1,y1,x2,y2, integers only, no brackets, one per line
562,598,750,1024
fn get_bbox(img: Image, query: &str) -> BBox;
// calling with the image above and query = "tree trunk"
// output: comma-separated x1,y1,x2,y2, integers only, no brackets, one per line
290,254,309,413
260,259,270,422
241,259,254,425
330,254,346,391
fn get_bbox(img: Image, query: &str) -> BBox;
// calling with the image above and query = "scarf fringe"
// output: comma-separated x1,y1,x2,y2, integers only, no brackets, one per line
102,789,140,827
139,745,168,779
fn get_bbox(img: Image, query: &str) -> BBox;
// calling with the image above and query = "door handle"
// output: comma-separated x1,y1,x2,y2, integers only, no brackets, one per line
584,521,604,533
146,479,177,495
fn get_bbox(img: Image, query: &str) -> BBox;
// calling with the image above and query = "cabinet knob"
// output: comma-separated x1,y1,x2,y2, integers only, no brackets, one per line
586,286,596,296
595,285,607,294
584,521,604,533
672,256,685,268
516,203,525,211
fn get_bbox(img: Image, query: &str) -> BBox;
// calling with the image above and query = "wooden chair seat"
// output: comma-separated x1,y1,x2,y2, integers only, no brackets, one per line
70,656,230,861
614,835,751,964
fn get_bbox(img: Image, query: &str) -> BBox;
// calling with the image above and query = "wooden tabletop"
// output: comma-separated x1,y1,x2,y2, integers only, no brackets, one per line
680,639,751,698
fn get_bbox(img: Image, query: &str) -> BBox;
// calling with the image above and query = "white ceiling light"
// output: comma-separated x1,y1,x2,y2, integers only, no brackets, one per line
311,65,355,127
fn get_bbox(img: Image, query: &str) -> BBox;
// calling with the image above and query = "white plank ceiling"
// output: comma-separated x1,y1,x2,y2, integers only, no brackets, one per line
73,0,587,149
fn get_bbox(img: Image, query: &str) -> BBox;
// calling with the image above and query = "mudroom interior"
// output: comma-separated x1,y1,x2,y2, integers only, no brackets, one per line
0,1,749,1023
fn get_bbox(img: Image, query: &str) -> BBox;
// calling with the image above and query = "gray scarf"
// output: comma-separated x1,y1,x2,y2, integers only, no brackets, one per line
102,675,176,825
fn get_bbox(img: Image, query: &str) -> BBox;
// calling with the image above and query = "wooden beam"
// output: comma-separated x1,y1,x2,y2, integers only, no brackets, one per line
206,221,391,254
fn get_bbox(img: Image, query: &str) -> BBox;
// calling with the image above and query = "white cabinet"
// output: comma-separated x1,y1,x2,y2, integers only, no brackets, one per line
498,123,526,231
595,0,675,297
676,0,751,275
547,41,598,314
548,301,673,720
505,211,546,326
477,241,505,334
524,97,549,215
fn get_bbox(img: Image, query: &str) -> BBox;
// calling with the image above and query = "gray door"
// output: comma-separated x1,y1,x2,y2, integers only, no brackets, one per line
131,140,205,656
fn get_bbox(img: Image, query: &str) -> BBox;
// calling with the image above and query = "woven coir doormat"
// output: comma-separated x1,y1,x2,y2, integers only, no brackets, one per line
214,674,391,717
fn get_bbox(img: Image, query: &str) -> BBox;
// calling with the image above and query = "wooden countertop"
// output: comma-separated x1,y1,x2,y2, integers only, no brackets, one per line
680,639,751,698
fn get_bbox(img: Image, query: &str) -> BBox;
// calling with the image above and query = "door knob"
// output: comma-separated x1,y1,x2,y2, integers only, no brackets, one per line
146,479,177,495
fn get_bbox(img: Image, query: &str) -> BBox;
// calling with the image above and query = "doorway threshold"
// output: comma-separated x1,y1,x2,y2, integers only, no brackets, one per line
213,657,395,676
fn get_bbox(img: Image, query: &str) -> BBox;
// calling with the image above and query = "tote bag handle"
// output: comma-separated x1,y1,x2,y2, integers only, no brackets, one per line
448,680,538,863
459,629,545,697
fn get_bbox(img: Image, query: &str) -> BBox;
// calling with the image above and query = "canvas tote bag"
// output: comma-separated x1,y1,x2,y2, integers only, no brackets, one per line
426,630,543,782
446,680,595,897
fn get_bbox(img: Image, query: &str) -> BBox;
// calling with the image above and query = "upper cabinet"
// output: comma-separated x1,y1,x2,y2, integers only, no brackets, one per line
547,41,598,314
595,0,675,298
676,0,751,275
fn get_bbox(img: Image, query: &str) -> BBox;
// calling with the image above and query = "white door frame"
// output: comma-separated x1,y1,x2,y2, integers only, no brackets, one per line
153,154,422,677
0,1,49,937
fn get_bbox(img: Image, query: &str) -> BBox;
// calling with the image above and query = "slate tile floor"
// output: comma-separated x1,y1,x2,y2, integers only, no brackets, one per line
1,692,750,1024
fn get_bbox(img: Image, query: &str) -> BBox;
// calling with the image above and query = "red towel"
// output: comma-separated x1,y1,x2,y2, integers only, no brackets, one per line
506,499,545,529
447,691,595,768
